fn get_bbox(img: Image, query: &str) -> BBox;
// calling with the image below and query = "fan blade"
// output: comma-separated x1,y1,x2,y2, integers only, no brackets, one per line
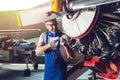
62,7,99,39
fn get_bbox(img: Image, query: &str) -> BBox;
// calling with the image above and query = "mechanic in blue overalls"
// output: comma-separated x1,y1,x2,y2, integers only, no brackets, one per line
35,19,75,80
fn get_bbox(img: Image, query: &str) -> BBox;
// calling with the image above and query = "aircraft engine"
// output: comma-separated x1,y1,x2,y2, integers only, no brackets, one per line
66,2,120,79
66,1,120,58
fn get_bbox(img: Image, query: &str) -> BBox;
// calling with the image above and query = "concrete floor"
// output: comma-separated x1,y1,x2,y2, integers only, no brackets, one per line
0,63,119,80
0,63,44,80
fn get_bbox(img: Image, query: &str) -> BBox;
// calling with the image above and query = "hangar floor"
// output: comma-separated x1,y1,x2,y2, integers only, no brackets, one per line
0,63,119,80
0,63,44,80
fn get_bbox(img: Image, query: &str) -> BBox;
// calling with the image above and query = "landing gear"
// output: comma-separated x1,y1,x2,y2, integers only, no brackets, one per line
23,56,39,76
24,68,31,76
33,62,38,70
23,57,31,76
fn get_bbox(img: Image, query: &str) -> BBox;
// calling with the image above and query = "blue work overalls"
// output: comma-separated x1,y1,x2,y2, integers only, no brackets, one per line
44,32,67,80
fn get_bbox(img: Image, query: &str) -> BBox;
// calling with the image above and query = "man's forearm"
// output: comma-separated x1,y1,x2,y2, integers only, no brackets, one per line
64,44,75,59
35,44,49,55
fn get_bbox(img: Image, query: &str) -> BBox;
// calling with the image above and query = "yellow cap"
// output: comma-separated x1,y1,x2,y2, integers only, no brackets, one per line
50,0,63,12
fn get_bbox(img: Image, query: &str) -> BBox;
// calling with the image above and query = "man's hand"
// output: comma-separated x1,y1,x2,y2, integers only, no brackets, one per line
60,37,75,59
48,40,56,48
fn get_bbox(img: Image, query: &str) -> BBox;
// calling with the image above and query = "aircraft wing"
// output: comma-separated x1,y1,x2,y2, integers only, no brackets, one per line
17,0,119,27
17,1,63,27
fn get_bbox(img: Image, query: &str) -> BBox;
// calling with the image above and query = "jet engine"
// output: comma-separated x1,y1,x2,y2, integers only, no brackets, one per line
65,1,120,79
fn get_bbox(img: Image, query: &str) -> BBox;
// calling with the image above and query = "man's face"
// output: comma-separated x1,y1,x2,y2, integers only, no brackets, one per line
45,20,58,33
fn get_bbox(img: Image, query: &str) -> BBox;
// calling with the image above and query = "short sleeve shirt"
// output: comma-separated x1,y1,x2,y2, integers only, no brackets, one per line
38,31,68,61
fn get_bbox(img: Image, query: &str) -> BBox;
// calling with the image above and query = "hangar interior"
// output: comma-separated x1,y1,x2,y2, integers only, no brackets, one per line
0,0,120,80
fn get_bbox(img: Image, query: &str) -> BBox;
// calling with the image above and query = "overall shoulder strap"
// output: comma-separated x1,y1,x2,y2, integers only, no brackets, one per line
45,31,49,44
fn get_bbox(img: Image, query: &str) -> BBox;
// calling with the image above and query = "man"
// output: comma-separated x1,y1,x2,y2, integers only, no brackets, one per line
35,19,75,80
